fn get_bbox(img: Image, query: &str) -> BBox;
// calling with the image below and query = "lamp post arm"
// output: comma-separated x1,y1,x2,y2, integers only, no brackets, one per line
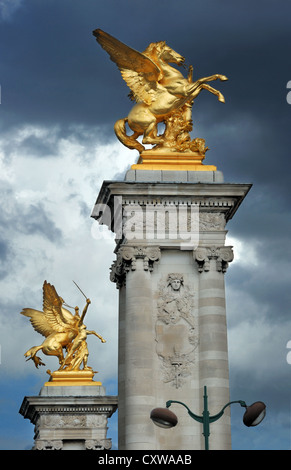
166,400,203,423
166,389,248,451
209,400,247,424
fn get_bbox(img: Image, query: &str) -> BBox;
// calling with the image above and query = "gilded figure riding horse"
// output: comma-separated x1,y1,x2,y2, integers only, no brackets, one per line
93,29,227,154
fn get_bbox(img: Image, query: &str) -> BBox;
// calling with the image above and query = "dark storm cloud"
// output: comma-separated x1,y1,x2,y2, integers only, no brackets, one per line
1,0,289,200
1,0,290,135
19,202,63,241
229,261,291,324
0,183,62,243
19,134,58,157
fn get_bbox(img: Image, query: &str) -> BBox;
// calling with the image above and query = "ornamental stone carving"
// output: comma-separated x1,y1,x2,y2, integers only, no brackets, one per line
85,439,112,450
193,246,234,273
33,440,63,450
110,245,161,288
155,273,198,389
198,212,225,231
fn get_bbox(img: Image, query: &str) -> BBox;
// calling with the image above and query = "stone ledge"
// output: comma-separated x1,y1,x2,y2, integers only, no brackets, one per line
39,384,106,397
125,169,224,183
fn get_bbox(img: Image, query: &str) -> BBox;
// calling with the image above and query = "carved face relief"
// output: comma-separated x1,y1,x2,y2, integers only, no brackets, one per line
169,279,182,291
155,273,198,388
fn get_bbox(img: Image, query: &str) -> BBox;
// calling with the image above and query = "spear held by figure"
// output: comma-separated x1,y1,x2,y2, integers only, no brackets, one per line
73,280,91,324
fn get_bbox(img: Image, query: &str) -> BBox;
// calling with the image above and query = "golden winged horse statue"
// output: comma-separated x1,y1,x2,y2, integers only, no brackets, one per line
21,281,105,371
93,29,227,154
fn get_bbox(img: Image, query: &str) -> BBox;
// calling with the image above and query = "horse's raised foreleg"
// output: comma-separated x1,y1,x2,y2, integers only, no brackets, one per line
201,83,225,102
186,74,227,103
198,74,228,83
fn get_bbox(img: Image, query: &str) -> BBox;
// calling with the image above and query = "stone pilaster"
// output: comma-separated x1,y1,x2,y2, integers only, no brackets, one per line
113,246,160,449
193,246,234,449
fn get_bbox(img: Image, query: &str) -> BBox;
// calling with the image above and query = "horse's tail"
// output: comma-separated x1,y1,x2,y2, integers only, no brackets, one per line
114,118,145,153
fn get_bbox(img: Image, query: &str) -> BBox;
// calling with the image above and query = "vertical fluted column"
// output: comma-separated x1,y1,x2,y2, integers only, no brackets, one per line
111,246,160,449
194,246,233,450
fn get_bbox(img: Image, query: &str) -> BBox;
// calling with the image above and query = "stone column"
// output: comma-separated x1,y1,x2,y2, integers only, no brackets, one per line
111,246,160,449
194,246,234,450
92,170,251,450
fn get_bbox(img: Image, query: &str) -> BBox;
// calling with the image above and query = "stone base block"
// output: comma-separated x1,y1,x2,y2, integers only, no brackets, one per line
125,169,224,183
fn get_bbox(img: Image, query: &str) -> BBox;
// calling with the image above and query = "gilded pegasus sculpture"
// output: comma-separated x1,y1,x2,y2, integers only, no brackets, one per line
21,281,105,372
93,29,227,154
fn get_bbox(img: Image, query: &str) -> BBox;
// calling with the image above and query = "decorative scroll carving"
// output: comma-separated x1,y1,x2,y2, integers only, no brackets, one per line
193,246,234,273
33,440,63,450
155,274,198,388
110,245,160,288
33,438,112,450
85,439,112,450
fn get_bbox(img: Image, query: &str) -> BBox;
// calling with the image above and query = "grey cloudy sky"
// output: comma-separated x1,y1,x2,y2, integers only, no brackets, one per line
0,0,291,450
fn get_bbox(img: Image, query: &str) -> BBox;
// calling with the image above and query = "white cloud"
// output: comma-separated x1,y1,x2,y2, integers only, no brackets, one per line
0,124,132,383
225,234,260,267
0,0,23,22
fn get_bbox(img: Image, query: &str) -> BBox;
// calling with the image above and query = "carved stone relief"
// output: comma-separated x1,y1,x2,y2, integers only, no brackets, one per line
198,212,225,231
33,440,63,450
85,439,112,450
33,438,112,451
38,414,106,429
110,245,160,288
155,273,198,388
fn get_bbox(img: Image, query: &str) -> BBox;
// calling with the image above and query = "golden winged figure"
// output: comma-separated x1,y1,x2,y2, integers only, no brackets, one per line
93,29,227,154
21,281,106,371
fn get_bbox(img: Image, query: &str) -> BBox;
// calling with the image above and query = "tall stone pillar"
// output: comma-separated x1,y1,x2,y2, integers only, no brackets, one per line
92,170,251,450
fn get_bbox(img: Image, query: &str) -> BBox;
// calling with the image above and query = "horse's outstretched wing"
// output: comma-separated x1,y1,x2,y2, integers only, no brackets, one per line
21,307,56,338
42,281,76,332
93,29,161,104
21,281,76,338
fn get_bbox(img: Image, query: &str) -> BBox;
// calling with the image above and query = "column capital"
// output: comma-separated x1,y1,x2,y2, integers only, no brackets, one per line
193,245,234,273
110,245,161,288
85,439,112,450
34,440,63,450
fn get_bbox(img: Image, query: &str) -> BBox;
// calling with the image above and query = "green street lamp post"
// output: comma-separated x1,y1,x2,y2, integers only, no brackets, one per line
150,386,266,450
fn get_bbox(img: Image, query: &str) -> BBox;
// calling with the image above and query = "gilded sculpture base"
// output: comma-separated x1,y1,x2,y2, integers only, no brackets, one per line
131,150,217,171
44,370,102,387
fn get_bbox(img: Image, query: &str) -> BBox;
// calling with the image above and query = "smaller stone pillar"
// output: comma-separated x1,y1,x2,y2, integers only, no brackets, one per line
19,380,118,450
